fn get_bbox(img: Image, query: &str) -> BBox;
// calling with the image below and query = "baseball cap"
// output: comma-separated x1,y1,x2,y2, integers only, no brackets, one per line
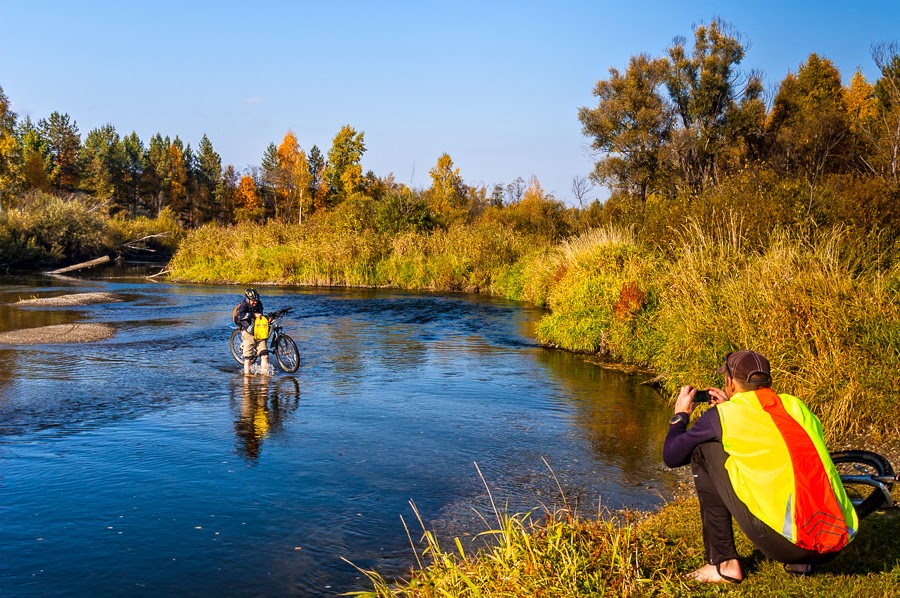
716,350,772,383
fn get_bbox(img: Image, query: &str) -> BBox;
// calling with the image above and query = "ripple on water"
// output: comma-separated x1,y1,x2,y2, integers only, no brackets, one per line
0,281,676,597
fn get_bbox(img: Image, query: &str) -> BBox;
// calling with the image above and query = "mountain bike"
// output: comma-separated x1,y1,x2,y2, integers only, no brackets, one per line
230,307,300,373
830,450,897,518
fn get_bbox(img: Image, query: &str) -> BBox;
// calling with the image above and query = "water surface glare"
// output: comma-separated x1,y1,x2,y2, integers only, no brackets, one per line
0,277,677,596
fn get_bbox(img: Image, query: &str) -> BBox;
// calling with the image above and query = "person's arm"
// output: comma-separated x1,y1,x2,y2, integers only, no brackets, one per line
663,408,721,467
236,302,253,331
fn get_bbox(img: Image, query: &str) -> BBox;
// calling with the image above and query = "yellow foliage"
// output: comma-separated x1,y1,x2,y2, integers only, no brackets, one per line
845,69,876,132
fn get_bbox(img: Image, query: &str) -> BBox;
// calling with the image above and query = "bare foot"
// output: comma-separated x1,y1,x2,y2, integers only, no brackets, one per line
686,560,743,584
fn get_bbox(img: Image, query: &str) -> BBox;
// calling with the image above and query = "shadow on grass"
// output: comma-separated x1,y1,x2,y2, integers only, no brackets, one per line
826,510,900,575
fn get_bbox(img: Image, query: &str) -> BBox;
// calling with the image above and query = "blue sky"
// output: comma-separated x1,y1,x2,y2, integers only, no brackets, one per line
1,1,898,204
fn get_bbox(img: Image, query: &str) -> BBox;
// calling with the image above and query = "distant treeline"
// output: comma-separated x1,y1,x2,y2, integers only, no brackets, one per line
0,19,898,254
2,21,900,441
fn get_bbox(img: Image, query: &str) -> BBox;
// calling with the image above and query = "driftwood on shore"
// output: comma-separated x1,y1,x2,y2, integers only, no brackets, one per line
44,255,111,275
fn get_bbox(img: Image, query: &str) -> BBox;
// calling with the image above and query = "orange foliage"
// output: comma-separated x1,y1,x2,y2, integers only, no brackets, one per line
613,281,646,321
235,175,262,221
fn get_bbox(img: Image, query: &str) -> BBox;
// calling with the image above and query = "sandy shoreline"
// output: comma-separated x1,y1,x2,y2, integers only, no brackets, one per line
14,292,122,307
0,323,116,344
1,292,120,344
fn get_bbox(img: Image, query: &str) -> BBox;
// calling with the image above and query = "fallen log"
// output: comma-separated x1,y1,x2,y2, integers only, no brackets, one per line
44,255,111,275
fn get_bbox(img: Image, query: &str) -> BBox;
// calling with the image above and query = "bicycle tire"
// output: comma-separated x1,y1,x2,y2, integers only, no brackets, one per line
274,334,300,373
830,450,894,518
230,329,245,365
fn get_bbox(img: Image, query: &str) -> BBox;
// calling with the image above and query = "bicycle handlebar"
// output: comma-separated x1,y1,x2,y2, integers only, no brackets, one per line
267,307,292,320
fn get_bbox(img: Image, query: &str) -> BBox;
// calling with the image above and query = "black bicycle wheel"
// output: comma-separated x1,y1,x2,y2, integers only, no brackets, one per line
830,450,894,518
274,334,300,373
230,329,244,365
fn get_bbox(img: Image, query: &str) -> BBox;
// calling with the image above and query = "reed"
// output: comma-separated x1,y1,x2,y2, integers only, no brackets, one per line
347,486,900,597
531,219,900,440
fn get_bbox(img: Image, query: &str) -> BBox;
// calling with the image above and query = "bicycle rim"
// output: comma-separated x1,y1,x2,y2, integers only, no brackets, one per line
230,329,244,365
275,334,300,373
830,450,894,518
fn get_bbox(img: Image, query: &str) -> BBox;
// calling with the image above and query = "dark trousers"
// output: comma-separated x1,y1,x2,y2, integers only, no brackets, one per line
691,442,839,566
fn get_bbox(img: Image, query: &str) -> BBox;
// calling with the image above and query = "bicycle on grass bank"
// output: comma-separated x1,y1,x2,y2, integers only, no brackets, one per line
230,307,300,373
830,450,898,518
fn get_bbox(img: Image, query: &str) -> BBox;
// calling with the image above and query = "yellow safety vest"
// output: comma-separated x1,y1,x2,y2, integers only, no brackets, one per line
717,389,857,553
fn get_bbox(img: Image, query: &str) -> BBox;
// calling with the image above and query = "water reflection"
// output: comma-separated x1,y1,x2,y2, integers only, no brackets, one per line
230,375,301,461
0,276,678,596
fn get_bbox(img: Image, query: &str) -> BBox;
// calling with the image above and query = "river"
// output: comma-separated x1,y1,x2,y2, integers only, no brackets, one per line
0,271,677,596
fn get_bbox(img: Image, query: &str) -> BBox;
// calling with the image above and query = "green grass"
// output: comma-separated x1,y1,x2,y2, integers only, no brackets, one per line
347,496,900,597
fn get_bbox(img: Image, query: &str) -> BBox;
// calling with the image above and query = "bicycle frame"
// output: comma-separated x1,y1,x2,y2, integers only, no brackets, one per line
839,474,898,509
242,320,284,361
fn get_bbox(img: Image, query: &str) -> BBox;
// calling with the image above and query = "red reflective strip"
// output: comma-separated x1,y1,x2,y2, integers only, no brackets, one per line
755,389,848,552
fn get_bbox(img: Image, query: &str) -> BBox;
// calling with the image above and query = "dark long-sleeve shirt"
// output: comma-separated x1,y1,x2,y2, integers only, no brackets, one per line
234,298,264,332
662,407,724,468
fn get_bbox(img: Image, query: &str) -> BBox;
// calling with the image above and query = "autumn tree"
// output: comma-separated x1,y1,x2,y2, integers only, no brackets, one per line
144,134,169,215
195,134,222,223
80,123,127,208
496,176,571,241
122,132,145,216
234,174,263,222
259,142,278,219
325,125,366,203
665,19,764,192
505,177,525,204
166,139,188,220
275,130,312,224
768,53,850,210
16,116,51,193
0,84,18,206
570,175,595,209
218,164,239,224
39,112,81,192
578,53,673,201
870,42,900,183
307,145,328,211
427,153,469,224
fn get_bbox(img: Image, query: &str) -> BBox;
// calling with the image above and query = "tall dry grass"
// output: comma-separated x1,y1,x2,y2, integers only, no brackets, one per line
347,475,900,597
536,219,900,440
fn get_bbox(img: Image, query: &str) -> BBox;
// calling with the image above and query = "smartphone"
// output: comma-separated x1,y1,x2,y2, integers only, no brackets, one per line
694,390,711,403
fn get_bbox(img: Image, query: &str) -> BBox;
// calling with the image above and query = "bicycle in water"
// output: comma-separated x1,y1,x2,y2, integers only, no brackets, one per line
230,307,300,373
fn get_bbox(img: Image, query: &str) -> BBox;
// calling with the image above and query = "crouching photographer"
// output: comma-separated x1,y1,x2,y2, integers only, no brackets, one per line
663,350,858,583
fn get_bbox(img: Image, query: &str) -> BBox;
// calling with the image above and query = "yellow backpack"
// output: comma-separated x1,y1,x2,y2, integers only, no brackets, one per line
253,314,270,340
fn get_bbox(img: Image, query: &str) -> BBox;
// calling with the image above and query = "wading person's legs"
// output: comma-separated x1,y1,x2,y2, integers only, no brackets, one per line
257,339,270,375
241,330,255,375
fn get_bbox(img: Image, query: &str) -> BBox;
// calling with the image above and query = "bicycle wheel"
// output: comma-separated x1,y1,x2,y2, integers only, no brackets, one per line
230,329,245,365
830,450,894,518
274,334,300,373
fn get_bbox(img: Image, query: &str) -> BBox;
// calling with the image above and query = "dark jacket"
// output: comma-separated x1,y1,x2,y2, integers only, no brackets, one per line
662,406,723,468
234,297,264,332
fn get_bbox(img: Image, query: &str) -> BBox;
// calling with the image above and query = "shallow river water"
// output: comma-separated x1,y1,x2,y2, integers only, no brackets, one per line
0,272,677,596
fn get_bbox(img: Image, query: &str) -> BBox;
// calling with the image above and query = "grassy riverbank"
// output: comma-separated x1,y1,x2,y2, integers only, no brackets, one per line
0,192,182,270
169,218,900,441
347,497,900,597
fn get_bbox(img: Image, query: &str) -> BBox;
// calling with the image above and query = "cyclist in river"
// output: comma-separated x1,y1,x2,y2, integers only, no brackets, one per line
663,350,857,584
233,288,271,376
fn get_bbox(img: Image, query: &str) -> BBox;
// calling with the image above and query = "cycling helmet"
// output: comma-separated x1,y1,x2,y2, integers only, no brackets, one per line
245,288,260,302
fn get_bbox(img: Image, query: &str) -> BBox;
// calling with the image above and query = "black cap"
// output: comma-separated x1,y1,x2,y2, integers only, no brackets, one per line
717,350,771,383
